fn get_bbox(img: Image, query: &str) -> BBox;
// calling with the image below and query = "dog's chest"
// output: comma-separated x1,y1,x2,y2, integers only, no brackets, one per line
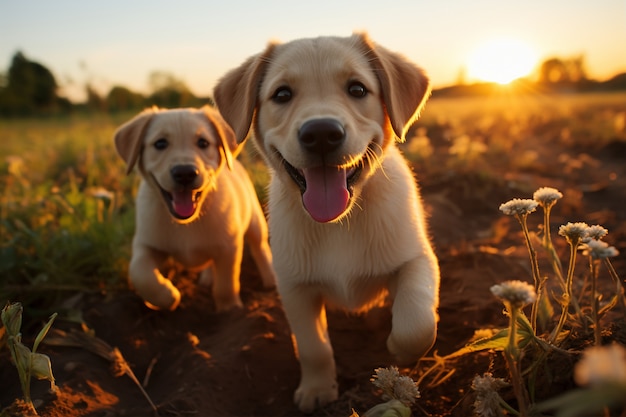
135,182,240,269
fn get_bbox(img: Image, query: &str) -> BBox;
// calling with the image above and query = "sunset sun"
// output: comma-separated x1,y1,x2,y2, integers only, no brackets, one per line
467,38,538,84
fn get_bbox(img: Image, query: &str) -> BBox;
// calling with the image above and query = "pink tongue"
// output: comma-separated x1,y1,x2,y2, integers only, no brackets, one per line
172,190,196,219
302,166,349,223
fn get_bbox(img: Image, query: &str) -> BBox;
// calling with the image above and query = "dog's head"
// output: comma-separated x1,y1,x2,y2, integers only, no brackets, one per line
214,33,430,223
114,106,237,224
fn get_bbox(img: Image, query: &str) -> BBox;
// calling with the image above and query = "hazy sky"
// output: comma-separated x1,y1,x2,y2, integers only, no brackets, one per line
1,0,625,101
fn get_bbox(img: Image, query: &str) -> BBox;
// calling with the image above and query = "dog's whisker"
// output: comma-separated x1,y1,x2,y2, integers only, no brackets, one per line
364,143,388,180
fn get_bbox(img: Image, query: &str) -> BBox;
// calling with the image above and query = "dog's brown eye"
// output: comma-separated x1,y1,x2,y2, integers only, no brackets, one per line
154,138,168,150
348,82,367,98
272,86,292,103
197,137,209,149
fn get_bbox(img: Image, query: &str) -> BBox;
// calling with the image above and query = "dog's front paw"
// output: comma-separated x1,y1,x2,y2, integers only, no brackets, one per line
387,335,419,365
294,378,338,414
387,330,435,365
141,280,181,311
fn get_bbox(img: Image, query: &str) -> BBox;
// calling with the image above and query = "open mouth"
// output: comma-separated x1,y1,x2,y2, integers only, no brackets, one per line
282,157,364,223
159,185,203,221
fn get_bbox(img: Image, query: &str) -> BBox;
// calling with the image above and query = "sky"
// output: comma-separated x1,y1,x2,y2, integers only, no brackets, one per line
1,0,625,102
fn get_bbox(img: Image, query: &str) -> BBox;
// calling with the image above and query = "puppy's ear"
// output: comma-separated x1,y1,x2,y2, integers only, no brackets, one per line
213,44,276,143
114,108,157,174
357,33,431,142
201,105,236,170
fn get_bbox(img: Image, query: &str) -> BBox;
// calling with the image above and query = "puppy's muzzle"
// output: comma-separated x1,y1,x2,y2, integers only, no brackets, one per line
285,118,363,223
157,164,204,222
171,164,199,186
298,118,345,156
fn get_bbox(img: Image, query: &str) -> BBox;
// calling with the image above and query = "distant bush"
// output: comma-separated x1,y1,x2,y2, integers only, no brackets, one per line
0,52,67,117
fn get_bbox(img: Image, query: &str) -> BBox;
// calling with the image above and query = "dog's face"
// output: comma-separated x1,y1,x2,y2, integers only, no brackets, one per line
114,107,236,224
214,33,430,223
256,37,388,223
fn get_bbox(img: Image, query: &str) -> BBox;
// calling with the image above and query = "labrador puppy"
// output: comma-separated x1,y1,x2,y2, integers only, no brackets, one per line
214,33,439,412
114,106,276,311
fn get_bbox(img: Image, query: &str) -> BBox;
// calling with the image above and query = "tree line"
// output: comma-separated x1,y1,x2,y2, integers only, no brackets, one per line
0,51,211,117
1,50,624,118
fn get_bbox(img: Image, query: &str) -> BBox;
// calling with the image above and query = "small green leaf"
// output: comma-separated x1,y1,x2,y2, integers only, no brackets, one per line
30,352,56,389
447,328,510,358
13,342,33,375
1,302,23,337
33,312,57,353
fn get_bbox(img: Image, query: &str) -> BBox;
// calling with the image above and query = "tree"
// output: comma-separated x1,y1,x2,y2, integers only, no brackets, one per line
539,56,587,84
106,86,145,112
0,51,62,116
145,70,202,108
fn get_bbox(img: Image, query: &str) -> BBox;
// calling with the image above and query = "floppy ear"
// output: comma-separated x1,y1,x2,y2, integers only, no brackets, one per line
200,105,236,170
114,107,157,174
213,44,276,143
357,33,431,142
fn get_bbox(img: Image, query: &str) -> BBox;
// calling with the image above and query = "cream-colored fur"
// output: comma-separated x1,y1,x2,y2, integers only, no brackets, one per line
114,106,276,312
214,33,439,413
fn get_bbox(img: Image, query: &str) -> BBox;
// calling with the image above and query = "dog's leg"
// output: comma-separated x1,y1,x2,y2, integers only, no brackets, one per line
386,255,439,364
129,245,181,311
245,203,277,288
211,243,244,311
281,289,338,413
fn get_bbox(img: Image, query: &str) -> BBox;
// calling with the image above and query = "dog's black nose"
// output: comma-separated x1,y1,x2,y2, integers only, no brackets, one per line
171,165,199,186
298,118,346,155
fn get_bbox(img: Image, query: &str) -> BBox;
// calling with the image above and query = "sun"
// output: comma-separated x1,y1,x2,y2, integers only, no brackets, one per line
467,38,538,85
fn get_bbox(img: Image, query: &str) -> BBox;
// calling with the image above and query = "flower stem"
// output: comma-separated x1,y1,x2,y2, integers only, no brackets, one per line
504,303,528,416
517,214,542,331
550,237,579,345
541,206,566,287
589,257,601,345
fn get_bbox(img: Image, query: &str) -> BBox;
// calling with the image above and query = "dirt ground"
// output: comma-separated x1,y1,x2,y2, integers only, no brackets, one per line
2,105,626,416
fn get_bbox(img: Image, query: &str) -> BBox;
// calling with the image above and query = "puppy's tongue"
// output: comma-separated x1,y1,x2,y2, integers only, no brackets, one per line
172,190,196,219
302,166,349,223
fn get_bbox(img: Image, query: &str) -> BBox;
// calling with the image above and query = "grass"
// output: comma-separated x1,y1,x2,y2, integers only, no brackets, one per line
0,113,137,313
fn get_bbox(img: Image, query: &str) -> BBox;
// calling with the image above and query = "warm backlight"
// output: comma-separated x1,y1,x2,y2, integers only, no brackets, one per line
467,38,538,84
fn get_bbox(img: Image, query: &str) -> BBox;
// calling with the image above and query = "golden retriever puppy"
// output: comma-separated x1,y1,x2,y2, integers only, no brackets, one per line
114,106,276,311
214,33,440,412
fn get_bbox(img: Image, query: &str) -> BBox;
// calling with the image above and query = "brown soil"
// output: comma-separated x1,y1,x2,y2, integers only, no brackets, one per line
2,103,626,417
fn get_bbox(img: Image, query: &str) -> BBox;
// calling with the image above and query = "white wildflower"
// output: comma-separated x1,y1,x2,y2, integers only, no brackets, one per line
371,366,420,406
584,225,609,241
533,187,563,208
499,199,538,216
558,222,590,244
574,343,626,387
490,280,537,307
472,373,508,417
372,366,400,394
582,239,620,259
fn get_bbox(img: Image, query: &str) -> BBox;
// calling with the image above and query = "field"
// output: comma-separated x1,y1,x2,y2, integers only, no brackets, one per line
1,91,626,416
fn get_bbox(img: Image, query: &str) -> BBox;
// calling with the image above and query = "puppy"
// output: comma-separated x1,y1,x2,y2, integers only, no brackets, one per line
114,106,276,311
214,33,440,412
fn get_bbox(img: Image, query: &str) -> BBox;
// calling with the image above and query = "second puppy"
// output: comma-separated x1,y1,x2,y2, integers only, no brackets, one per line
114,106,276,311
